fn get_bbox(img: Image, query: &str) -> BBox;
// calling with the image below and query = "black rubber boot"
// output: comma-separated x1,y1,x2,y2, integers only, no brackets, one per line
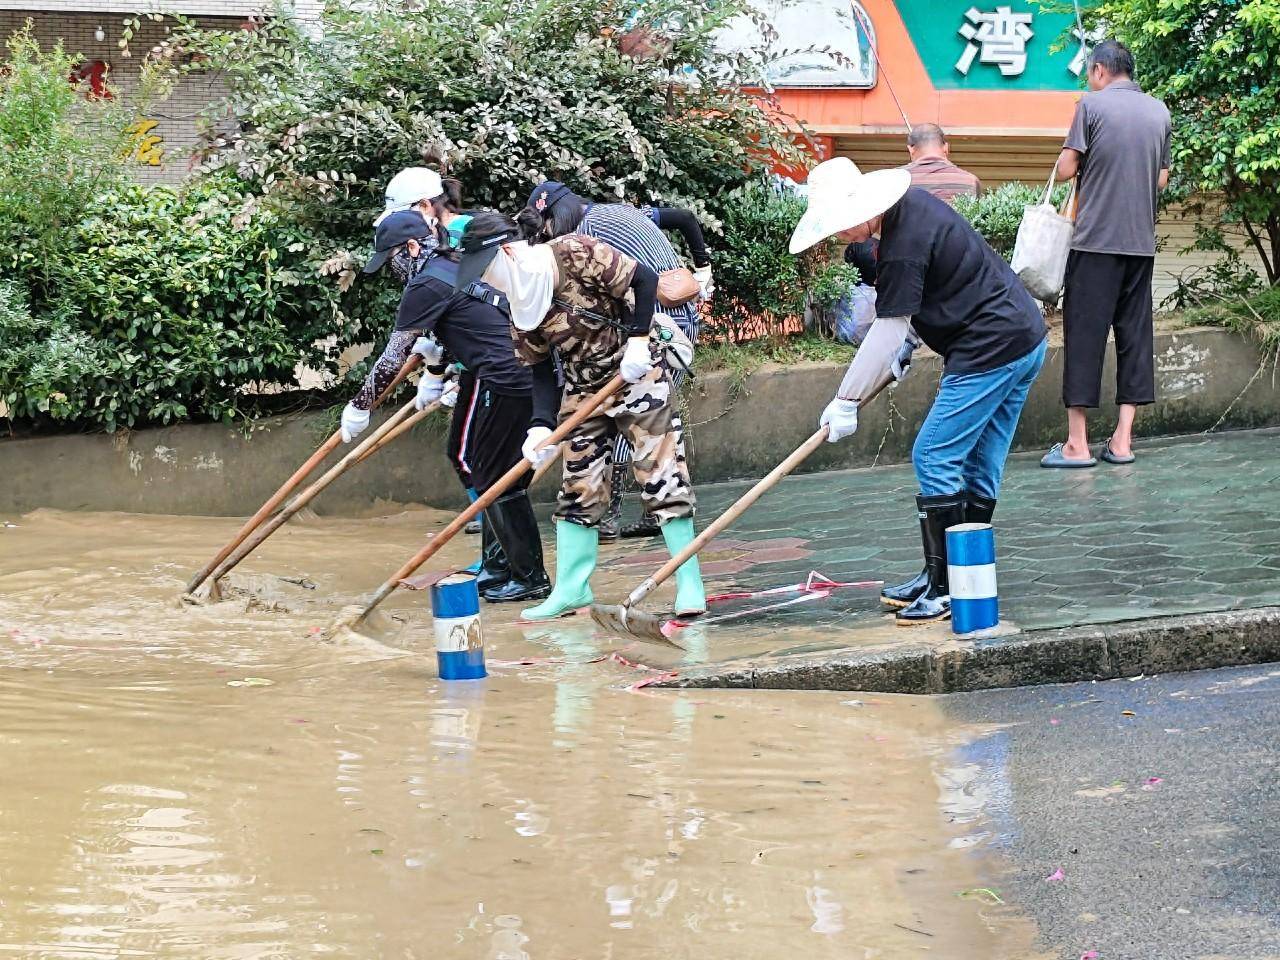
965,492,997,525
474,514,510,594
597,463,627,542
481,492,552,604
880,495,933,608
896,493,965,626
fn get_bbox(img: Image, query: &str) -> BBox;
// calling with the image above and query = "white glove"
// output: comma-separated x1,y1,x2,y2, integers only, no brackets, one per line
693,265,714,301
439,385,459,408
619,336,654,384
340,403,370,443
411,335,445,365
414,372,445,411
819,397,859,443
521,426,556,468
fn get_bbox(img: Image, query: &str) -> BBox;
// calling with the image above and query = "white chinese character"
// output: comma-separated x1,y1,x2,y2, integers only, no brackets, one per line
956,6,1034,77
1068,25,1107,77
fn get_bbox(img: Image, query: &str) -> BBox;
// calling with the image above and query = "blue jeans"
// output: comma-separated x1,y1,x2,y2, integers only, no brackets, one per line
912,339,1047,500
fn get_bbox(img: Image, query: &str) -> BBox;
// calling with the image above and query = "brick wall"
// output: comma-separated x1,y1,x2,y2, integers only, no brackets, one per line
0,9,244,183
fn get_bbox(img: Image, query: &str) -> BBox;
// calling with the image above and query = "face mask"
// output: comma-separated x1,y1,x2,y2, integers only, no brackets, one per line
390,243,431,285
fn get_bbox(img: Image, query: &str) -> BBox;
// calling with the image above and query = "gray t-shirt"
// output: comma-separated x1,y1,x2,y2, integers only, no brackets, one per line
1064,80,1171,257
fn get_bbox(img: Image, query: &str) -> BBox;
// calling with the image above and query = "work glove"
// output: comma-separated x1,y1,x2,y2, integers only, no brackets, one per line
891,335,920,383
414,372,446,411
619,335,654,384
411,335,445,365
521,426,557,469
693,265,714,301
439,385,459,409
340,403,370,444
819,397,859,444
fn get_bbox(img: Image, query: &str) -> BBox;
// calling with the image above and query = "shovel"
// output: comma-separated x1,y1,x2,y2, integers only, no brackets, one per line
186,354,423,595
191,385,454,598
330,375,625,634
591,426,832,643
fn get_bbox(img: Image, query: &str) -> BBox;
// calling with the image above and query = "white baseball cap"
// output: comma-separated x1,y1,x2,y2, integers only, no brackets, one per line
378,167,444,222
788,157,911,254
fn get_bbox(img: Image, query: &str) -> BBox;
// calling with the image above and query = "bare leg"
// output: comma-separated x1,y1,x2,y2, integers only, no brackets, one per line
1062,407,1092,461
1110,403,1137,457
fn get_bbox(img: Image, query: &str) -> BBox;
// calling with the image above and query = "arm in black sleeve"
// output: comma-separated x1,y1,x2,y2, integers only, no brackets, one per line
529,357,561,430
626,262,659,337
652,206,711,267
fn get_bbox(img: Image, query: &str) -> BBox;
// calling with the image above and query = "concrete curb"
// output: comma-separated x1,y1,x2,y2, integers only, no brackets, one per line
655,606,1280,694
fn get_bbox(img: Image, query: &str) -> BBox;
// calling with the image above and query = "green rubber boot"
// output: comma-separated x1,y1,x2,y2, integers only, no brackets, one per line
660,517,707,617
521,520,599,621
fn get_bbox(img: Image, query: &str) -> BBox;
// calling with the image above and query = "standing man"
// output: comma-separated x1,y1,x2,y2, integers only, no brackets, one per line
792,158,1047,626
904,123,981,202
1041,39,1171,468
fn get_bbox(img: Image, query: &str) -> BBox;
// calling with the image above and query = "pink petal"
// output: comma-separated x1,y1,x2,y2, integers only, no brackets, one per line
1080,952,1099,960
1050,718,1061,725
1046,868,1065,882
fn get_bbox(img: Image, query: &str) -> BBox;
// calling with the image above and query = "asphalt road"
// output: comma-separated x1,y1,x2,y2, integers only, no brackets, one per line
942,664,1280,960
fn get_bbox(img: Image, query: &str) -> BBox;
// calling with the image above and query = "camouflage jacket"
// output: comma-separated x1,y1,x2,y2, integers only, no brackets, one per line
512,234,638,391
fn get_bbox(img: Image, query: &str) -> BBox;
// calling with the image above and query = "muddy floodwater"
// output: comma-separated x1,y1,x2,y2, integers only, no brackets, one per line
0,508,1043,958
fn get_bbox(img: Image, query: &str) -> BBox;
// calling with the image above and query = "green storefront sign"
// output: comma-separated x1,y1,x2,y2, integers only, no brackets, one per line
895,0,1092,91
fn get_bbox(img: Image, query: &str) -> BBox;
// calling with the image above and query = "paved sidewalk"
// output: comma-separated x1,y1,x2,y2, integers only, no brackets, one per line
602,427,1280,667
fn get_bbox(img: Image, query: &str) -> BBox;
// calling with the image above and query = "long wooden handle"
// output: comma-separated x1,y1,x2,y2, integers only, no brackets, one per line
354,382,457,465
186,354,423,594
349,375,625,625
206,397,433,584
624,426,831,608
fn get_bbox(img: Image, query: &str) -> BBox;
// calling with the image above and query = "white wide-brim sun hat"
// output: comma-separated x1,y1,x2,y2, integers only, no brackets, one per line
788,157,912,254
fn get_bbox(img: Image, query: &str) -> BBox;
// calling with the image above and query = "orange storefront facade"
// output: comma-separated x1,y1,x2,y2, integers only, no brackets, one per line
763,0,1084,186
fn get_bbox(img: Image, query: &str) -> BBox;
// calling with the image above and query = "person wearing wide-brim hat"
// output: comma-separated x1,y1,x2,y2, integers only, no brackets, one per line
792,157,1048,626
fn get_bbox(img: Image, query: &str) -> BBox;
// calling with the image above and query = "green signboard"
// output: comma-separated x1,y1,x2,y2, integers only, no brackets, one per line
895,0,1092,91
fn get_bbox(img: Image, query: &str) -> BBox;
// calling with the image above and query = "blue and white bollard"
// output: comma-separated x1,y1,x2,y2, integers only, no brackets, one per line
430,573,487,680
946,522,998,634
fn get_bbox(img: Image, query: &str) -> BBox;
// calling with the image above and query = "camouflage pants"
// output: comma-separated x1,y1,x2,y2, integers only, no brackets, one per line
556,368,696,527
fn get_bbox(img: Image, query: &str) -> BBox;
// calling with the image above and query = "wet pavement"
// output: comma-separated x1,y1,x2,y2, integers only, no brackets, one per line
942,664,1280,960
604,427,1280,652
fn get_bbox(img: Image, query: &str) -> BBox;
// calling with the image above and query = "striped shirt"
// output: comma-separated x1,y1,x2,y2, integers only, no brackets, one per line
904,156,981,203
578,203,699,334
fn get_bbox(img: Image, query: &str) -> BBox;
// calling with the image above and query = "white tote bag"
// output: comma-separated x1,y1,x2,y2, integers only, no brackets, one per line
1010,168,1075,306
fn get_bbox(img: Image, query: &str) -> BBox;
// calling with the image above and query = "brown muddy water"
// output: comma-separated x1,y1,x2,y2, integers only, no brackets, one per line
0,508,1043,959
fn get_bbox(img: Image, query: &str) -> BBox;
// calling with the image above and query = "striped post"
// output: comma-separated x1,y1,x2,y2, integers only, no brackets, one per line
946,522,998,634
430,574,487,680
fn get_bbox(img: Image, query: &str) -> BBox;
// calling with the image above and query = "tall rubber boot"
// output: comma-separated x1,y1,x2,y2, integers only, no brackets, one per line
461,488,483,575
659,517,707,617
897,493,966,626
966,492,997,526
482,492,552,604
474,513,510,594
598,463,627,542
521,520,599,621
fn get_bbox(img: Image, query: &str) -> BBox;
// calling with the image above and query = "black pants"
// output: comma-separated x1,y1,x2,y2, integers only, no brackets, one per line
467,385,534,495
1062,250,1155,408
445,372,478,489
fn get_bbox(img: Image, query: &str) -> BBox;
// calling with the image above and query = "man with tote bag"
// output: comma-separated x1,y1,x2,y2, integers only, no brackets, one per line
1039,40,1171,468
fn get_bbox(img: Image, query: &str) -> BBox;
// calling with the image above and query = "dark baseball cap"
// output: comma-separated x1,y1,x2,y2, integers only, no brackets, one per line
363,208,433,274
527,180,575,214
453,216,522,291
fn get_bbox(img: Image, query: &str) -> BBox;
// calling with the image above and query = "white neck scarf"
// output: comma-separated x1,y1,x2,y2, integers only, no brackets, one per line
483,241,558,332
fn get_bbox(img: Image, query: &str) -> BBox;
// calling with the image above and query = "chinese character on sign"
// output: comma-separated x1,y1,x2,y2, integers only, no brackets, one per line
955,6,1034,77
126,118,164,167
1068,25,1106,77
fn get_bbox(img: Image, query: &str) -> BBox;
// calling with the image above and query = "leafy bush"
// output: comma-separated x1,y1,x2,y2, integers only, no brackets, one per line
952,182,1070,260
1184,284,1280,356
146,0,812,263
1160,225,1264,311
0,23,132,312
708,179,857,341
